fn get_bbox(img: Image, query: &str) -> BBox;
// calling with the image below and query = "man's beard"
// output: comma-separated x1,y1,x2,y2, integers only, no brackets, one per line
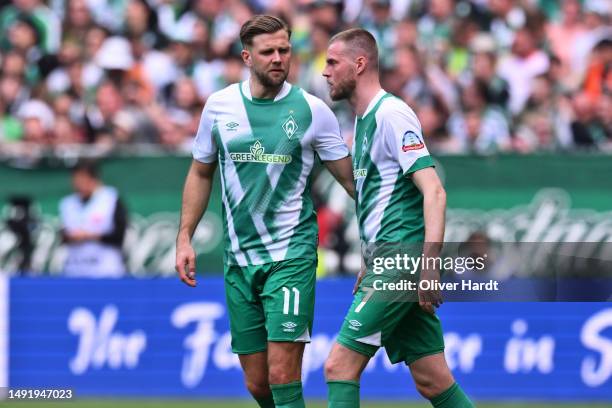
330,76,356,101
253,67,288,89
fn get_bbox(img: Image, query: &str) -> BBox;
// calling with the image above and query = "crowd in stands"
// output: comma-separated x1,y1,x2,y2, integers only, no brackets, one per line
0,0,610,158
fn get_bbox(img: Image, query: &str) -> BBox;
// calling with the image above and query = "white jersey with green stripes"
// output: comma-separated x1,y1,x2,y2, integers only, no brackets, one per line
352,90,434,243
193,81,349,266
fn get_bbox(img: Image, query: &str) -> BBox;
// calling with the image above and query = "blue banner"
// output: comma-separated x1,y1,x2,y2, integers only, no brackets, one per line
8,278,612,400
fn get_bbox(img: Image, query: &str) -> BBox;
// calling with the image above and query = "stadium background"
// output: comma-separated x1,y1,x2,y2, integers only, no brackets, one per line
0,0,611,406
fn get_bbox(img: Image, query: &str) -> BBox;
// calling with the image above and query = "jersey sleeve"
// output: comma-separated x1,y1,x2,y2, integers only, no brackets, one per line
309,97,349,161
379,99,434,175
192,97,218,163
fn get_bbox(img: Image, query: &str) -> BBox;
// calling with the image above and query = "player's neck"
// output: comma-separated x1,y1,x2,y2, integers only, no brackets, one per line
249,77,284,100
352,77,383,117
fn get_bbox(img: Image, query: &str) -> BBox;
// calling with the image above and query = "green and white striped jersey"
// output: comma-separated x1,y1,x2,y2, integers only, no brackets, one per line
352,90,434,243
193,81,349,266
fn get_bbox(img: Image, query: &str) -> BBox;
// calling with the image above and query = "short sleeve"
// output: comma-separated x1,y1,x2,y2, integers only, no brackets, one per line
309,97,349,161
192,98,218,163
379,99,434,175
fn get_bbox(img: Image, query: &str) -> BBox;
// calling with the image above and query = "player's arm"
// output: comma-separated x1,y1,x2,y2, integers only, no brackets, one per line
380,99,445,313
323,156,355,199
176,160,217,287
309,96,354,198
413,167,446,253
412,167,446,313
176,96,218,287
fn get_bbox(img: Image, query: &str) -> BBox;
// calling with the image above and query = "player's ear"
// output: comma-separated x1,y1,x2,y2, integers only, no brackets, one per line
355,56,367,75
241,48,252,67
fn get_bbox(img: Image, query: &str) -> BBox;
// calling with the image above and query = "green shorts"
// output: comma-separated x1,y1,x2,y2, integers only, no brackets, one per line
224,257,317,354
337,265,445,365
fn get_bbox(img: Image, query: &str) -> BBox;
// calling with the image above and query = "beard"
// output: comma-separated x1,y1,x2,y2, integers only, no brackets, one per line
253,66,288,89
329,76,356,101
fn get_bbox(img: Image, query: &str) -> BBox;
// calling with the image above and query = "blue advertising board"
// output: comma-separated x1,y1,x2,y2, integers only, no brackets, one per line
6,277,612,400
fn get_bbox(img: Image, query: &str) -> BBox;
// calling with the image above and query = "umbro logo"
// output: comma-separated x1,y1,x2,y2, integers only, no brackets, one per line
282,321,297,332
348,320,362,331
226,122,239,131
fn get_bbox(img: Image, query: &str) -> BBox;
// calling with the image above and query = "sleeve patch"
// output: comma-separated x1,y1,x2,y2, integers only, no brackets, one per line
401,131,425,152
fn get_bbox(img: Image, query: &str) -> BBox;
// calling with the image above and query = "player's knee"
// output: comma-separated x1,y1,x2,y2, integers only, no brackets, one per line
268,365,297,385
245,379,271,399
415,378,438,400
414,371,453,400
324,353,349,380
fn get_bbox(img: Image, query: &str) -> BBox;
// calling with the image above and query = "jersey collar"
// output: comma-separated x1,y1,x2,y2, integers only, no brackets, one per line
361,89,387,118
240,79,292,102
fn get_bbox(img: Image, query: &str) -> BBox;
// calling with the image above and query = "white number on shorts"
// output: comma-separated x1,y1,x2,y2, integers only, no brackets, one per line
355,287,374,313
282,287,300,315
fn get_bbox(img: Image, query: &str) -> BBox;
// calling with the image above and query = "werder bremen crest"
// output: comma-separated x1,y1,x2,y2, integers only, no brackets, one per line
282,114,298,140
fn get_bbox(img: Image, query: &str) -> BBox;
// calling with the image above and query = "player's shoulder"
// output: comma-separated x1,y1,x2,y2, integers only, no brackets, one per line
376,94,419,125
296,86,333,115
206,83,242,106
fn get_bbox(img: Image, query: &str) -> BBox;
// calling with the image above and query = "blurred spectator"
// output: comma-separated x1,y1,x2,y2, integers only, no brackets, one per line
469,39,509,111
87,0,128,32
301,22,334,103
514,74,573,152
124,0,158,47
498,27,550,115
387,45,429,106
16,99,54,144
485,0,527,51
417,96,459,153
448,81,511,153
84,80,119,143
308,0,342,33
61,0,94,44
0,0,61,54
596,93,612,151
394,18,418,48
59,159,127,277
363,0,397,69
417,0,454,54
0,0,609,157
582,39,612,105
445,17,479,80
545,0,586,89
572,0,612,78
570,91,610,148
0,97,23,143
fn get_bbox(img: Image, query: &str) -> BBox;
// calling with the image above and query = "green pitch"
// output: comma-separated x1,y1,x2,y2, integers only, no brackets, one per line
1,400,608,407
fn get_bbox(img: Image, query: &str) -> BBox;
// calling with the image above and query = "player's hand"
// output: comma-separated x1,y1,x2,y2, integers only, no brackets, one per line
176,239,197,287
418,268,443,314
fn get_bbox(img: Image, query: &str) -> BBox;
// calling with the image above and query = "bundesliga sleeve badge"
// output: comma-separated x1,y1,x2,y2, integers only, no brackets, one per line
401,130,425,151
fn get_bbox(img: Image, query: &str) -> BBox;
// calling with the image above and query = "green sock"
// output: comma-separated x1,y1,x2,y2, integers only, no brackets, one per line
270,381,305,408
327,380,360,408
430,383,475,407
255,394,276,408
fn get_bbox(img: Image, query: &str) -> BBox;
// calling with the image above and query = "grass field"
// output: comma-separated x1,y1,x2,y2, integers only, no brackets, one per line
1,400,609,407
